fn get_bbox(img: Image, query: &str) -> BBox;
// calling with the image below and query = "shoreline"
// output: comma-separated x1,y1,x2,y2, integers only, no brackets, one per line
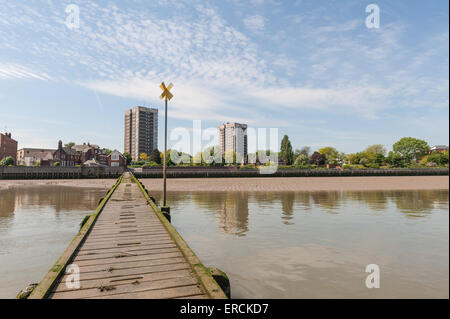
0,176,448,192
0,179,114,191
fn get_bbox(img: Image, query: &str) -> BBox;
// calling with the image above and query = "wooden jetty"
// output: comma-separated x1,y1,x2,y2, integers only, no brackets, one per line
27,172,228,299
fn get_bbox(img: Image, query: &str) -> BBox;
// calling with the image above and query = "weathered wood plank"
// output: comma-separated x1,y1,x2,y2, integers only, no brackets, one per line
51,276,198,299
86,284,204,299
53,269,194,293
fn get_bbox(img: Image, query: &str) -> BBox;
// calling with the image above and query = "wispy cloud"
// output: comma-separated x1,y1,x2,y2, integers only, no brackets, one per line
0,63,51,81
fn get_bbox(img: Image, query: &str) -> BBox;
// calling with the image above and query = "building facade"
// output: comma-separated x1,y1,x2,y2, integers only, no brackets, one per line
17,148,55,166
124,106,158,161
217,122,248,164
50,141,124,167
0,132,18,164
108,150,127,167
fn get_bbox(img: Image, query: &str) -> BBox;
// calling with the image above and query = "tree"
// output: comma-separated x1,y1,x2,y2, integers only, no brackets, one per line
294,146,311,158
364,144,386,164
139,153,148,161
427,150,449,166
294,154,309,167
318,147,344,165
280,135,294,165
387,151,404,167
309,152,326,166
64,142,75,148
393,137,430,161
123,152,132,165
149,149,161,164
0,156,14,166
105,149,112,155
346,153,362,165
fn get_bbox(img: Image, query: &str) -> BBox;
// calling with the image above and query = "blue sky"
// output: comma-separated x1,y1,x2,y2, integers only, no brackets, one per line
0,0,448,154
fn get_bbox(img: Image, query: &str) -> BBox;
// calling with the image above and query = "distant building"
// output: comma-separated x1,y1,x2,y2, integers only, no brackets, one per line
0,132,18,164
17,148,55,166
124,106,158,161
51,141,123,167
53,140,80,166
217,122,248,164
429,145,449,154
108,150,127,167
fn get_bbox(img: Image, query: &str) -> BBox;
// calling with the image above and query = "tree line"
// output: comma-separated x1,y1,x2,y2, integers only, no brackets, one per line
124,136,448,169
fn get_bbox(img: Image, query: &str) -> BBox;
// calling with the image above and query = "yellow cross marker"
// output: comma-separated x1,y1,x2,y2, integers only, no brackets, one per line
160,82,174,101
160,81,174,207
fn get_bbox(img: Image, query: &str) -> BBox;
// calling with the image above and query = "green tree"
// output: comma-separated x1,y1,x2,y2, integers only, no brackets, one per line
0,156,14,166
294,154,309,167
64,142,75,148
123,152,132,165
364,144,386,163
427,151,449,166
387,151,404,167
318,147,344,165
105,149,112,155
280,135,294,165
149,149,161,164
346,153,362,165
393,137,430,161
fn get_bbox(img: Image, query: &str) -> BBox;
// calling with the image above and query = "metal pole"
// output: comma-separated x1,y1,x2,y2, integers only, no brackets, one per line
163,95,168,206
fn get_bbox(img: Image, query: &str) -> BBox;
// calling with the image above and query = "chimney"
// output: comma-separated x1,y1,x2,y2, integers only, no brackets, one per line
58,140,63,150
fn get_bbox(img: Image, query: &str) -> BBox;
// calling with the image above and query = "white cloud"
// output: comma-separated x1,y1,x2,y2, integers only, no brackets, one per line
0,63,51,81
243,15,266,33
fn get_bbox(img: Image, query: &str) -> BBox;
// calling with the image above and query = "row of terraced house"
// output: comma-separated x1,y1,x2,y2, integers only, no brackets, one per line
15,140,126,168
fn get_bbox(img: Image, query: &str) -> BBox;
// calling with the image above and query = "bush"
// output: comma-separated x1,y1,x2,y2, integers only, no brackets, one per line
54,162,60,167
142,161,160,167
0,156,14,167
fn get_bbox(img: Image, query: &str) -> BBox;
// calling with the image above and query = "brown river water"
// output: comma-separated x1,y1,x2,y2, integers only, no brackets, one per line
0,185,448,298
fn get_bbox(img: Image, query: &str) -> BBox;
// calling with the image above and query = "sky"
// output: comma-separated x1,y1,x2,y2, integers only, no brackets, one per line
0,0,448,154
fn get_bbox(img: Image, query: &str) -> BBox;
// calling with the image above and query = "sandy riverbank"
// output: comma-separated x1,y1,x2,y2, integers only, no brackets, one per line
0,176,448,192
141,176,449,192
0,179,115,191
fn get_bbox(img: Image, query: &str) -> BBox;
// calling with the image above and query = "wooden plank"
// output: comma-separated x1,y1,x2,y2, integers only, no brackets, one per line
59,262,191,281
55,269,193,292
74,244,178,259
74,251,183,267
51,276,198,299
72,256,186,274
86,285,204,299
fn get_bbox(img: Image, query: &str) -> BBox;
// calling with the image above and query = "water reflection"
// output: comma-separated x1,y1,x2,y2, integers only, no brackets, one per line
0,186,106,218
162,189,449,298
156,190,449,237
0,185,106,298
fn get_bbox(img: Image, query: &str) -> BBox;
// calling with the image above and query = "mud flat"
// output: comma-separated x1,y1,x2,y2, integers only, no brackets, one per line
141,176,449,192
